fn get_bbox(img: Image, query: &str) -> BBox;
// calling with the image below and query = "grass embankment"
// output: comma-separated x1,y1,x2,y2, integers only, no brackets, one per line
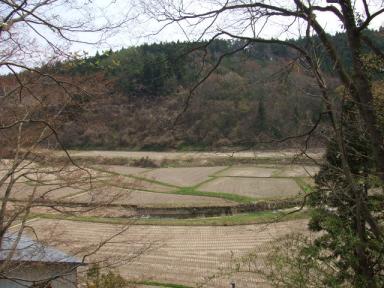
30,209,309,226
173,167,256,203
92,165,315,206
95,165,255,204
50,152,319,168
174,186,254,204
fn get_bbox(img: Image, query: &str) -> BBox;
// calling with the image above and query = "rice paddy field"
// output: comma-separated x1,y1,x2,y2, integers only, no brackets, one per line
26,218,310,288
2,160,318,208
3,150,322,287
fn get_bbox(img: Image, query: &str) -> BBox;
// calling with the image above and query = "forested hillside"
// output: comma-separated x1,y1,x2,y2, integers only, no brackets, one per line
3,30,383,150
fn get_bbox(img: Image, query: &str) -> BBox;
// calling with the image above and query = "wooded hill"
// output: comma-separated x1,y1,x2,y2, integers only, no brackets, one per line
3,30,384,151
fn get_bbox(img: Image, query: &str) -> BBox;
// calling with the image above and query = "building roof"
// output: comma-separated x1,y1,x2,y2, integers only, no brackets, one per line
0,233,83,265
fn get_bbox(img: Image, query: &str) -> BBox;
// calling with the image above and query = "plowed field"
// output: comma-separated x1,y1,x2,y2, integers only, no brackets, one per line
27,218,309,287
140,167,225,187
199,177,302,199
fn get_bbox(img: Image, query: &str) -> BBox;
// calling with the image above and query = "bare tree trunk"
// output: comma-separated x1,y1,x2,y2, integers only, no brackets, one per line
338,1,384,184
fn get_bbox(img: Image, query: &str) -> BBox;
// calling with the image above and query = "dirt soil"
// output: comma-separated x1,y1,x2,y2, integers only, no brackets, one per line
94,165,150,176
199,177,302,199
274,165,320,177
217,166,278,177
26,218,309,288
139,167,226,187
0,183,85,200
67,187,236,208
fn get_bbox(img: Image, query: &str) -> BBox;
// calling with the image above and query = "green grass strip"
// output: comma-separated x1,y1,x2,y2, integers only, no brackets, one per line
294,177,314,194
93,166,180,189
129,174,180,189
133,280,193,288
97,164,254,204
90,165,308,204
30,209,309,226
174,187,255,204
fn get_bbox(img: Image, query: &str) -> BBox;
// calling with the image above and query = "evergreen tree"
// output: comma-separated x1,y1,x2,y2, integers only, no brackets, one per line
256,97,267,133
308,100,384,287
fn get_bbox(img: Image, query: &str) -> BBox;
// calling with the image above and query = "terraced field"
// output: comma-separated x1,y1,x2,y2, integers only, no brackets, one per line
68,187,236,207
27,218,310,288
88,163,316,207
2,162,317,210
138,166,226,187
0,182,86,200
199,177,302,199
95,165,150,176
217,166,278,177
3,152,321,287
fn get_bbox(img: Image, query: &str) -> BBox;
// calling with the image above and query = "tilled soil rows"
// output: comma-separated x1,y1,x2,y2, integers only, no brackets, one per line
199,177,303,199
27,218,309,288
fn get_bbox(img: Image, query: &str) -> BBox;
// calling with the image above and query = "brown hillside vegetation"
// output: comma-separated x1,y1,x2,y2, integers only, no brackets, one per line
1,41,334,152
11,31,383,153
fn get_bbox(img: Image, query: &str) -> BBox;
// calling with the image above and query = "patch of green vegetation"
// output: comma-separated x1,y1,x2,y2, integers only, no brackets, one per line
174,186,254,204
294,177,314,194
170,168,256,204
30,209,309,226
192,176,219,188
218,175,306,179
93,164,313,204
129,175,180,189
210,166,232,177
94,166,180,189
133,280,193,288
96,165,253,203
271,167,284,177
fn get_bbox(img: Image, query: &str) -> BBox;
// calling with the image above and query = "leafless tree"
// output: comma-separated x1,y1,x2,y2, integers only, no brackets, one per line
136,0,384,286
0,1,149,286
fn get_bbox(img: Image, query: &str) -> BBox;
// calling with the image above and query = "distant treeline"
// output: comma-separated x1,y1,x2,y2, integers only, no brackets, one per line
15,30,384,150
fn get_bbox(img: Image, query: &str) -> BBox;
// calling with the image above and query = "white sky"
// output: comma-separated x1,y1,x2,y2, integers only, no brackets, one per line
1,0,384,71
72,0,384,56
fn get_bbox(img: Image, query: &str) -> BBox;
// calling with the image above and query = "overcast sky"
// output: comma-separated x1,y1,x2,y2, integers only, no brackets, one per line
66,0,384,57
1,0,384,74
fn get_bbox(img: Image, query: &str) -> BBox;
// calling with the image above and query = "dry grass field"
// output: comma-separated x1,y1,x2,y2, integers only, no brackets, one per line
26,218,310,288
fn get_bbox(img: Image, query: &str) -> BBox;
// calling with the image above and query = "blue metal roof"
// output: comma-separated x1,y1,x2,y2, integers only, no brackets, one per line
0,233,83,264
